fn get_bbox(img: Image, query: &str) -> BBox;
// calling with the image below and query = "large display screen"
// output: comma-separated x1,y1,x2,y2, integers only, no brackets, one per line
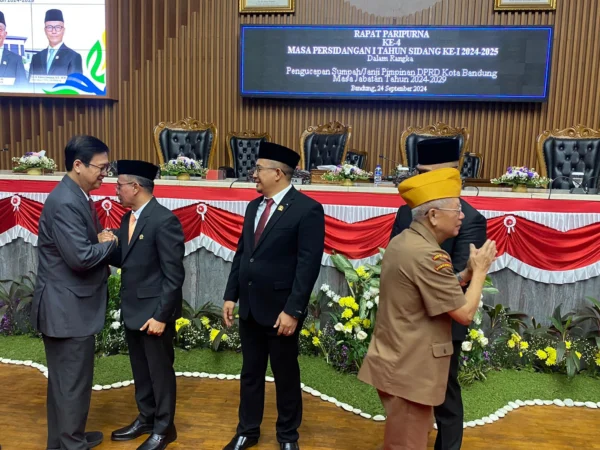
0,0,106,96
240,25,553,102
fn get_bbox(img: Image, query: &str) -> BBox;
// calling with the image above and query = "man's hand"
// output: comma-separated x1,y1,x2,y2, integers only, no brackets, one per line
140,318,166,336
98,230,118,245
468,240,497,274
223,301,236,327
274,311,298,336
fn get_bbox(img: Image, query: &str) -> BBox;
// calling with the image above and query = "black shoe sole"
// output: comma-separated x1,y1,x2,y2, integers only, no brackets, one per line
111,430,153,441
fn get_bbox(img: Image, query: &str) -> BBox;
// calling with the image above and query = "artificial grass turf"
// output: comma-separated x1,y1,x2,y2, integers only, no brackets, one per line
2,335,599,421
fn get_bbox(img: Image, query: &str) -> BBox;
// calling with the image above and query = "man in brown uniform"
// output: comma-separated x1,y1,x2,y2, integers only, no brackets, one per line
358,168,496,449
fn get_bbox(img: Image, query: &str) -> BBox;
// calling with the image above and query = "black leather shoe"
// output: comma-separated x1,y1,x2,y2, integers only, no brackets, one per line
223,434,259,450
112,419,154,441
136,428,177,450
280,443,300,450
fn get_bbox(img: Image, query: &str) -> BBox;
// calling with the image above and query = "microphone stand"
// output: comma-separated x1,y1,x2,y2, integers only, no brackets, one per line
547,175,572,200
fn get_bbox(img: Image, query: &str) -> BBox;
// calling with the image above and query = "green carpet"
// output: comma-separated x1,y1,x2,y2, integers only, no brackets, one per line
2,335,599,421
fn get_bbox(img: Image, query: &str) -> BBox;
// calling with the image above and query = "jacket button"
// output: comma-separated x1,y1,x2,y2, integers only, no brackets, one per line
250,258,254,263
444,349,447,354
248,281,252,286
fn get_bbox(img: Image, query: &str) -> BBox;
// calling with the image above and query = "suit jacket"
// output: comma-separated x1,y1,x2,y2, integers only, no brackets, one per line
359,221,466,406
224,186,325,327
0,49,27,86
31,175,114,338
110,198,185,330
28,44,83,78
389,198,487,340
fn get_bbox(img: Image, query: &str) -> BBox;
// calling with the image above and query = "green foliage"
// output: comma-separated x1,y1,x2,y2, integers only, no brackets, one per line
0,272,36,335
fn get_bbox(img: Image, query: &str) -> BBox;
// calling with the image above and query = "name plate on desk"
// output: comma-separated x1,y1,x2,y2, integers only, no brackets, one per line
0,78,15,86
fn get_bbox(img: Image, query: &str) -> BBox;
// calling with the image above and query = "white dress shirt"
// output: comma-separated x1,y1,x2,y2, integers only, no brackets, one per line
254,184,293,232
132,198,152,221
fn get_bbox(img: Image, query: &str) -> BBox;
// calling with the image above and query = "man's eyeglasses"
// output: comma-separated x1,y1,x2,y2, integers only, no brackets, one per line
85,163,111,174
116,181,135,190
45,25,64,32
432,205,462,215
254,165,280,174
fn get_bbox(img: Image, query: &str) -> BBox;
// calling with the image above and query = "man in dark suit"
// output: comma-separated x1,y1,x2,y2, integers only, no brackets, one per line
28,9,83,81
0,12,27,88
31,135,118,450
389,138,487,450
108,160,185,450
222,142,325,450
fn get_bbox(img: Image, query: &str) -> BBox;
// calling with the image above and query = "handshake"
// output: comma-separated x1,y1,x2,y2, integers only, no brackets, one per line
98,229,119,245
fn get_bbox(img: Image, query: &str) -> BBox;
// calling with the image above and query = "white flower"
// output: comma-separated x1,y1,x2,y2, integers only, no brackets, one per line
356,330,368,340
327,302,333,307
477,329,484,337
473,316,482,325
362,291,371,300
110,321,121,330
111,309,121,321
326,290,335,298
369,287,379,295
366,300,374,310
334,323,344,332
461,341,472,352
479,300,484,308
480,337,489,347
374,295,379,306
320,284,330,292
333,295,341,303
354,326,362,333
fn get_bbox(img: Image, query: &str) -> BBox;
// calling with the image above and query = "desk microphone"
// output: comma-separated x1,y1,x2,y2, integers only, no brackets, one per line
379,154,401,167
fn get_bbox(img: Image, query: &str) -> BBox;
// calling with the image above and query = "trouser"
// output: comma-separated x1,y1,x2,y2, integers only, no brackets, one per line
378,391,433,450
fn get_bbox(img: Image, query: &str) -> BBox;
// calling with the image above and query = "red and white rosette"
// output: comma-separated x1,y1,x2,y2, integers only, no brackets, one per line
11,195,21,212
504,215,517,234
101,199,112,216
196,203,208,221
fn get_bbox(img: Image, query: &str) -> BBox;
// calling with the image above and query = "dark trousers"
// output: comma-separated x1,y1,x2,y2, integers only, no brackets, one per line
125,323,177,435
43,334,95,450
237,313,303,443
434,340,464,450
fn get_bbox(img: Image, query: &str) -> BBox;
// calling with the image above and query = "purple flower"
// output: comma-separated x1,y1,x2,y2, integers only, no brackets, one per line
483,351,490,361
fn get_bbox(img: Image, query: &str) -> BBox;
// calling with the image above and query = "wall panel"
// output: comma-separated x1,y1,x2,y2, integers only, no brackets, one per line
1,0,599,178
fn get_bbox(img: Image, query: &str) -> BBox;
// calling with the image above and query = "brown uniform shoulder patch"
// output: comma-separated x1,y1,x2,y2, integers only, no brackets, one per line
432,253,450,262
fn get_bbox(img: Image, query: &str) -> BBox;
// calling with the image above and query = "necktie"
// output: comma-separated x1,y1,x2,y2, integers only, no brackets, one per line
88,199,100,233
254,198,274,247
128,214,137,244
47,48,56,73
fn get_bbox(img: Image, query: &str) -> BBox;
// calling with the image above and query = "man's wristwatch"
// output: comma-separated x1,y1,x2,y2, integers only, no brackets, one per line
456,272,468,287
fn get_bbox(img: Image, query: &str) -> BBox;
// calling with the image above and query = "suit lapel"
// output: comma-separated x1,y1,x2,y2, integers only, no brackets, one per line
62,175,95,226
122,198,157,262
0,53,7,77
245,199,260,251
252,187,296,254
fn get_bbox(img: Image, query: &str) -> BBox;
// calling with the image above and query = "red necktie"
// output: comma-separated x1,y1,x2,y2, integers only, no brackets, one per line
254,198,274,247
88,198,100,233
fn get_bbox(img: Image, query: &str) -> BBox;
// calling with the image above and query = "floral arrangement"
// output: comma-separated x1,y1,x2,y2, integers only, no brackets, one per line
321,164,372,182
491,166,550,188
12,150,57,173
160,156,207,177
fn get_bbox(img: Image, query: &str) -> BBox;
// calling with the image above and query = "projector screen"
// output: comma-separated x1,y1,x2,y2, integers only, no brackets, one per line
0,0,106,97
240,25,553,102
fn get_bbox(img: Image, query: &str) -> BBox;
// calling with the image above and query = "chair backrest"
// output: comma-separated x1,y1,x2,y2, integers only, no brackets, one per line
536,125,600,190
300,121,351,170
153,118,218,169
226,131,270,179
344,150,368,169
400,122,470,170
460,153,483,178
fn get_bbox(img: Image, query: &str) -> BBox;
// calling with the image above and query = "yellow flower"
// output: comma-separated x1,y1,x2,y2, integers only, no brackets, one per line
343,324,353,333
356,266,369,279
116,268,122,275
175,317,190,332
519,341,529,350
200,316,211,329
351,301,359,311
209,328,221,342
565,341,572,350
536,350,548,360
511,333,521,343
312,336,320,346
469,329,479,340
507,340,515,349
221,333,229,341
363,319,371,328
575,351,582,359
595,351,600,367
544,347,557,366
349,317,361,327
341,308,354,319
318,330,322,337
339,296,354,308
519,352,523,357
300,329,310,337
